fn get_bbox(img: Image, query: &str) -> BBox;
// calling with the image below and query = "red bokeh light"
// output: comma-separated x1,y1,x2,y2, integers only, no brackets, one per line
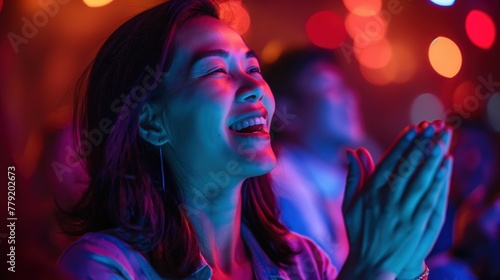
343,0,382,16
465,10,496,49
306,11,347,49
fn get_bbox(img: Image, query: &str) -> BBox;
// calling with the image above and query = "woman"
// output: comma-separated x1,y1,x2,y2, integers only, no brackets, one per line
57,0,453,279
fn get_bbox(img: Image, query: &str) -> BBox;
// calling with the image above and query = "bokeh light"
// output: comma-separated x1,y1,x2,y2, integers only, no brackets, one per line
355,38,392,69
343,0,382,17
358,43,416,85
260,39,284,64
465,10,496,49
345,12,387,44
429,0,455,7
0,0,3,12
453,80,474,105
410,93,444,124
428,36,462,78
219,1,251,35
306,11,346,49
487,92,500,131
359,64,395,86
83,0,114,8
388,44,417,83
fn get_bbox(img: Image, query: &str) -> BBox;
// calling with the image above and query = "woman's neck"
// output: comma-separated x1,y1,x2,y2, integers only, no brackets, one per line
182,180,252,278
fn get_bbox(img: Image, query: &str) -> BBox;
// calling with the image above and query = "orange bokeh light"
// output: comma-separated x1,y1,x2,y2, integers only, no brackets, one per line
465,10,496,49
345,12,387,44
359,64,395,85
355,38,392,69
83,0,114,8
260,39,284,64
428,36,462,78
219,1,251,35
358,43,416,85
390,44,417,83
343,0,382,16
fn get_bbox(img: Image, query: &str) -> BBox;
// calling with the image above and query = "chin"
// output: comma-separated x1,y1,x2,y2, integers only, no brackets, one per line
239,147,277,177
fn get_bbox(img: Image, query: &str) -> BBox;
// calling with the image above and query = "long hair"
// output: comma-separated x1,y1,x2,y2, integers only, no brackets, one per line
57,0,297,277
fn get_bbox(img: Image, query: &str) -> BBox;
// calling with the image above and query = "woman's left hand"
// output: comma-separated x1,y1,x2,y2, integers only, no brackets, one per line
350,121,453,279
397,124,453,279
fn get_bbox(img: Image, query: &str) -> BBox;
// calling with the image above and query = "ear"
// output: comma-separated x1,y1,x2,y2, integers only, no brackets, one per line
138,102,169,146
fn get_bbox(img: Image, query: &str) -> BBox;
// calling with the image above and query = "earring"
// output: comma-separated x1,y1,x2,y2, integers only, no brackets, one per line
159,145,166,191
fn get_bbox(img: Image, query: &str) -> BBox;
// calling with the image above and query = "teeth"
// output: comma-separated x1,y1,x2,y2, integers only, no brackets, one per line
230,116,266,131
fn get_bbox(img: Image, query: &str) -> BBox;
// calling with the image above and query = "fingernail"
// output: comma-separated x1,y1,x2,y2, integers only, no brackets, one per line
418,121,429,129
434,120,445,130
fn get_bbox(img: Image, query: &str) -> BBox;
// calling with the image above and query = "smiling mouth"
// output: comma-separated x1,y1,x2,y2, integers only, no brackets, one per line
229,116,269,134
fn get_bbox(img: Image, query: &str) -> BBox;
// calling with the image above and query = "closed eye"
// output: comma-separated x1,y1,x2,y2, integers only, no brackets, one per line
207,67,228,75
247,66,261,74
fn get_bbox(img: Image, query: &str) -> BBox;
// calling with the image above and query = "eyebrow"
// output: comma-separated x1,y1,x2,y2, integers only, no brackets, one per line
189,49,259,69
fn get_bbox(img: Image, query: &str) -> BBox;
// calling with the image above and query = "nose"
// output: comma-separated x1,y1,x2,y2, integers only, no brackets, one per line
235,74,265,103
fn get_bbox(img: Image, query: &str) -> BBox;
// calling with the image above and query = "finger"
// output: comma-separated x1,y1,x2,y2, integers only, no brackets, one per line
431,155,452,231
425,165,450,237
355,148,375,178
382,123,438,201
409,156,452,262
411,155,452,227
343,149,363,214
417,120,429,129
432,119,445,131
401,127,452,209
371,125,418,188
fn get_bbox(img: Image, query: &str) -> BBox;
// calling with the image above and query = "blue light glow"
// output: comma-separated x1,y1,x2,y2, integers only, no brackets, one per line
429,0,455,7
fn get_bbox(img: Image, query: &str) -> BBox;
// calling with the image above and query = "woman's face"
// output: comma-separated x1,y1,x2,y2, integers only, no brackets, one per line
161,16,276,183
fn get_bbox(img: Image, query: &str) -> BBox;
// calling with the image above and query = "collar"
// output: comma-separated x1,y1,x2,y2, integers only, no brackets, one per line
186,223,286,280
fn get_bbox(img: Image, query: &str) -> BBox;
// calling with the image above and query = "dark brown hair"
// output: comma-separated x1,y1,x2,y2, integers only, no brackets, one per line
58,0,297,277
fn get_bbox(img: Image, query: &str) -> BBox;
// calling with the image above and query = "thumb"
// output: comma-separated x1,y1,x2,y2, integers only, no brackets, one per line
343,149,363,214
356,148,375,178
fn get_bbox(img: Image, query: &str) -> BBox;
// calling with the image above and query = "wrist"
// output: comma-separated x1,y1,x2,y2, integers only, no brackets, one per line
338,254,396,280
397,263,429,280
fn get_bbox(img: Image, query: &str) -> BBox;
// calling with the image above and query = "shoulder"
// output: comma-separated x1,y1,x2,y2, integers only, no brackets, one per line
57,232,159,279
284,231,338,279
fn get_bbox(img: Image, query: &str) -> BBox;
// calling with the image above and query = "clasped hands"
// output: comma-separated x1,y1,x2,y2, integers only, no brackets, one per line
338,120,453,280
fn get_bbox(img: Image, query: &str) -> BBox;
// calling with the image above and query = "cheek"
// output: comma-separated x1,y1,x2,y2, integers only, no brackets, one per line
263,85,276,116
166,96,228,147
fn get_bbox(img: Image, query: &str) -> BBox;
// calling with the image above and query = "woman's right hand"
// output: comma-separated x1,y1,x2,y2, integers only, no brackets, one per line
337,121,453,279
